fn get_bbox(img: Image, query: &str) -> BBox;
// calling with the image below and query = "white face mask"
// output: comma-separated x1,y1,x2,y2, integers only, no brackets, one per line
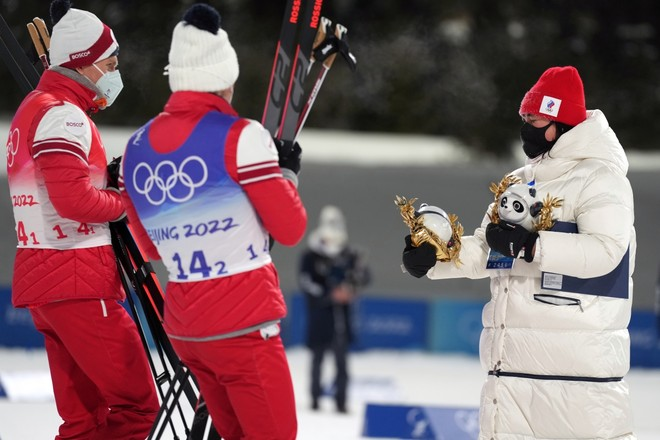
93,64,124,108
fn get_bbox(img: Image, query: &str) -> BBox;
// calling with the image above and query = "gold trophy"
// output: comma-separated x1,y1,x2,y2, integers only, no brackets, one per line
395,196,463,266
488,175,562,232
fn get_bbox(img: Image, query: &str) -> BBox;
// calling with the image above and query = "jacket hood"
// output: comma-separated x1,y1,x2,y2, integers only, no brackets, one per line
527,109,629,182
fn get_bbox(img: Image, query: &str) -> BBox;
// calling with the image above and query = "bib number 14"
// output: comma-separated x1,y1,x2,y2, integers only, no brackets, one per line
172,243,265,280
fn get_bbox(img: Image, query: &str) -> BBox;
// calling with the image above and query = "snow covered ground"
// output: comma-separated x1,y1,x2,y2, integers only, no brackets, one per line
1,347,659,439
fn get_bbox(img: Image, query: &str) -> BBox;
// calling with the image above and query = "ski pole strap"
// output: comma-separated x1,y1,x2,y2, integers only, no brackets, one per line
312,34,339,63
338,39,357,71
312,34,356,71
314,34,356,70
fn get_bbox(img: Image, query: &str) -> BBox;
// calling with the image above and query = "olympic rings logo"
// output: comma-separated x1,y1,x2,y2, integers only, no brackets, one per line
6,128,19,168
132,156,208,205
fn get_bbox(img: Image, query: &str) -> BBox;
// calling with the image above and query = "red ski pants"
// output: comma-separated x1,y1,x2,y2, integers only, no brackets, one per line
172,329,297,440
30,298,159,440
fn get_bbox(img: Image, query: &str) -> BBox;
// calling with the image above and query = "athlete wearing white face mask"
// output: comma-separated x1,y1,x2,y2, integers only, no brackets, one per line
5,1,159,438
78,57,124,108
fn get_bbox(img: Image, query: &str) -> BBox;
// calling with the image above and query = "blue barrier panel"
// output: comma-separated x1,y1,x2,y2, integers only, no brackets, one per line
362,403,479,440
281,292,306,347
0,286,153,349
281,293,428,350
0,288,43,348
354,297,428,350
629,309,660,368
429,298,484,356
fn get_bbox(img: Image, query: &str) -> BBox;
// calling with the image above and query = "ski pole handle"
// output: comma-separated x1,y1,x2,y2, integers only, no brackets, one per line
295,22,348,139
307,17,332,74
33,17,50,51
26,22,49,70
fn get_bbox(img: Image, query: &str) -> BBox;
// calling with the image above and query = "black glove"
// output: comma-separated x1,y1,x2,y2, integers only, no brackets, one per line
402,235,437,278
485,222,538,263
273,138,302,175
106,156,122,189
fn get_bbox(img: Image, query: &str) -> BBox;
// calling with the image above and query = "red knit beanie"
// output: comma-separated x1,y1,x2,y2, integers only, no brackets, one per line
519,66,587,126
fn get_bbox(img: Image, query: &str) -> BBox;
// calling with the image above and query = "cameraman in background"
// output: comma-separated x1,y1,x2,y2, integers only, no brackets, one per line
299,205,371,414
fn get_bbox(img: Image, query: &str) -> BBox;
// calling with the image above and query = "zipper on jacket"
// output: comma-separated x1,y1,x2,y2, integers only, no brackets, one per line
488,370,622,382
534,293,583,312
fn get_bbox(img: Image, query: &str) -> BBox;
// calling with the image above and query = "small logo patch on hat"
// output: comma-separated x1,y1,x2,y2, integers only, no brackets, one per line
539,96,562,117
69,50,92,62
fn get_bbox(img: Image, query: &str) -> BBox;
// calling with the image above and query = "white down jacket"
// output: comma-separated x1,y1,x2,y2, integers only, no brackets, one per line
428,110,636,440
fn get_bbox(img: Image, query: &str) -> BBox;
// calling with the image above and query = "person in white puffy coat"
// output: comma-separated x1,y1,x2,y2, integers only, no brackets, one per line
401,66,636,440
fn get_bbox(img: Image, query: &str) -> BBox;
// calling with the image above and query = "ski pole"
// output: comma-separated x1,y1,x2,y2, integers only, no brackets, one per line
26,18,49,70
295,21,356,140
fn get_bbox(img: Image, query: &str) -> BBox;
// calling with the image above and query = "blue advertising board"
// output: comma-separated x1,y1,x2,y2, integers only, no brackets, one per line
362,403,479,440
628,309,660,367
428,298,484,356
0,288,43,348
354,297,428,350
281,293,429,350
281,292,307,347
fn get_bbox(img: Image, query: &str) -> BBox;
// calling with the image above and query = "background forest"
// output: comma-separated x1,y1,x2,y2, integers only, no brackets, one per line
2,0,660,156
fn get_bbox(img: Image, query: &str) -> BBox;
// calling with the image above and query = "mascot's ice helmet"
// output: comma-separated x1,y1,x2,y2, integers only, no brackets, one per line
498,183,543,231
416,204,453,243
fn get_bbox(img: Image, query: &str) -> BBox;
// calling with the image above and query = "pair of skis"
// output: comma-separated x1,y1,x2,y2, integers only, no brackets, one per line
262,0,356,143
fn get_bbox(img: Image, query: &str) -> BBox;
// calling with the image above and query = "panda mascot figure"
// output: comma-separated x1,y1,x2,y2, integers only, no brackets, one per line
496,183,544,232
489,175,562,233
486,176,563,265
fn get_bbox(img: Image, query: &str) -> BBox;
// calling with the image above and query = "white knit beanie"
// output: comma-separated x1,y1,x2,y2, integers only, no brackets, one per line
48,0,119,68
166,4,239,92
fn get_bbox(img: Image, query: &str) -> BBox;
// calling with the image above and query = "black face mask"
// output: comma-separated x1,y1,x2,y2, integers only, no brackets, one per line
520,122,557,159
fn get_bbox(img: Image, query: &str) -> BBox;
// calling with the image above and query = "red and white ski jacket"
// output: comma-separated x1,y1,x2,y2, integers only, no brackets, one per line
7,69,125,307
120,91,307,340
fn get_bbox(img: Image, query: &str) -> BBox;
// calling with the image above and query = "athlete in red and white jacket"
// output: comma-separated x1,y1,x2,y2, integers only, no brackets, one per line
120,5,307,439
6,4,158,439
121,83,306,440
121,91,307,341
